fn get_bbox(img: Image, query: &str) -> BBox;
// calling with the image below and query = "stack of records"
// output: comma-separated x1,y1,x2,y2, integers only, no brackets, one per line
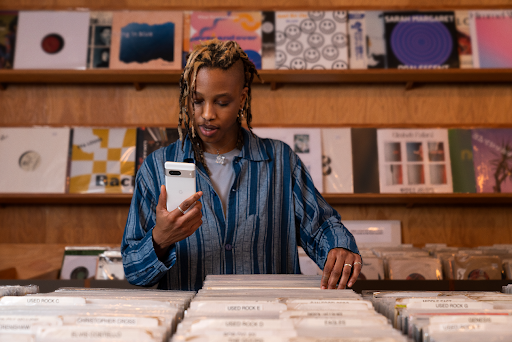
0,285,38,297
367,290,512,342
0,288,195,341
172,274,407,342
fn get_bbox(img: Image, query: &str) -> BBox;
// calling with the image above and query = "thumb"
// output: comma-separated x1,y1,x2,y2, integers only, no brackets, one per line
157,185,167,211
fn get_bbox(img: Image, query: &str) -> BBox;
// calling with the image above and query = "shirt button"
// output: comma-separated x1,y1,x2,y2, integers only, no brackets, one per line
231,189,236,192
225,244,232,251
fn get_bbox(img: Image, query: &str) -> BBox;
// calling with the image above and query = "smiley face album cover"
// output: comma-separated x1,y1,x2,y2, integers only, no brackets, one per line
275,11,348,70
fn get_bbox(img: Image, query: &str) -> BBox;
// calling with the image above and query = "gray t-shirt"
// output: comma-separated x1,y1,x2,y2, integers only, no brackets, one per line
203,148,241,216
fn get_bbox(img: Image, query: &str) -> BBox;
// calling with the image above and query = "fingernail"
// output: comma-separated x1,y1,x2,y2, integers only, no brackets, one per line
321,286,326,290
347,282,353,287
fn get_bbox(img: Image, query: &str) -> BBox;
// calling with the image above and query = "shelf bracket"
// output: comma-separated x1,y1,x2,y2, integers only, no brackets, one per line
133,82,145,91
405,81,415,91
270,82,279,91
0,83,7,91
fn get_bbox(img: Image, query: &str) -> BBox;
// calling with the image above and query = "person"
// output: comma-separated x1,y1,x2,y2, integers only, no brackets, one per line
121,39,362,291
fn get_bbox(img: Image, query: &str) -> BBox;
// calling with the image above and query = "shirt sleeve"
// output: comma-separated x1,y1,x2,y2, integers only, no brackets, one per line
121,158,177,287
291,153,360,270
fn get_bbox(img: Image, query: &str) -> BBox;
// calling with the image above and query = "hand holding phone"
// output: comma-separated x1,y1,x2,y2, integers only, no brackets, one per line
164,161,196,212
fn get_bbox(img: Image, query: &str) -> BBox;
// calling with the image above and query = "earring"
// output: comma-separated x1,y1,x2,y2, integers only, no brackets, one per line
238,108,244,119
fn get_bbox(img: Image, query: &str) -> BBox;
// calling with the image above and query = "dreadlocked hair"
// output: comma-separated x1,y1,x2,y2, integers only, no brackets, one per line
178,39,260,175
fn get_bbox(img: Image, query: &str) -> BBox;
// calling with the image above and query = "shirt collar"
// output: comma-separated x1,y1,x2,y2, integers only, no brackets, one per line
177,127,270,163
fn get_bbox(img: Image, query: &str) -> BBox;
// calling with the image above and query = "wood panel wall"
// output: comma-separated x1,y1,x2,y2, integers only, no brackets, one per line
1,0,512,278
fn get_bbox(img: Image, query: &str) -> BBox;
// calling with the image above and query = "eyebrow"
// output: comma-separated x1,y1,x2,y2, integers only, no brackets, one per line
194,91,232,98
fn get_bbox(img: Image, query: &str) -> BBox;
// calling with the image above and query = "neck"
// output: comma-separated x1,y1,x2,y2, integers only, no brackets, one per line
202,127,240,155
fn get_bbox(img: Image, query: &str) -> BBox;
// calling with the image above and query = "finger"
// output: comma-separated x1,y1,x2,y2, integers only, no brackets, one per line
179,191,203,211
156,185,167,211
338,258,355,289
321,252,336,289
178,201,203,224
347,256,362,288
328,255,344,289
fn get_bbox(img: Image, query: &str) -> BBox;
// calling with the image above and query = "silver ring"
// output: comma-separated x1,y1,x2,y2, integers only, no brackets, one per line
344,263,352,267
354,262,362,266
177,206,185,215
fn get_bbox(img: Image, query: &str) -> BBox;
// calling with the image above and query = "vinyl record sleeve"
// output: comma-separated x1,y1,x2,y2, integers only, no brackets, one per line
87,11,113,69
275,11,348,70
358,256,385,280
455,10,473,69
110,11,183,70
60,255,98,280
321,128,353,193
135,127,179,172
252,127,323,190
348,11,367,69
377,128,453,193
470,10,512,68
448,128,476,193
261,11,276,70
14,11,89,70
69,127,136,194
351,128,380,193
387,257,443,280
383,11,459,69
190,11,262,69
365,11,387,69
0,127,70,193
0,11,18,69
471,128,512,193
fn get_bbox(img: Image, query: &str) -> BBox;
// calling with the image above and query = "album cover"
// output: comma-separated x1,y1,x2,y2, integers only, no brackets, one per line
470,10,512,68
365,11,387,69
69,127,136,194
450,255,502,280
60,255,99,280
358,257,385,280
87,11,113,69
0,11,18,69
387,257,443,280
14,11,89,69
189,11,262,69
95,250,125,280
0,127,70,193
182,11,191,68
348,11,367,69
471,128,512,193
351,128,380,193
252,127,323,190
383,11,459,69
261,11,275,70
448,128,476,193
135,127,179,172
321,128,353,193
455,10,473,69
110,11,183,70
377,128,453,193
275,11,348,70
503,259,512,280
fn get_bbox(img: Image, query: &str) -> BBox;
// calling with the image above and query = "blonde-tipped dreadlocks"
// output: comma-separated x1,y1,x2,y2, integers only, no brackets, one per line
178,39,260,175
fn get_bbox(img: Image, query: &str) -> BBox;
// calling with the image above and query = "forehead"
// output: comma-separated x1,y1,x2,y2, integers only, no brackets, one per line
194,62,245,95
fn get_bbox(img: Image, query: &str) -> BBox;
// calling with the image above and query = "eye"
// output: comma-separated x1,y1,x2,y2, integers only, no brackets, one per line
217,102,230,107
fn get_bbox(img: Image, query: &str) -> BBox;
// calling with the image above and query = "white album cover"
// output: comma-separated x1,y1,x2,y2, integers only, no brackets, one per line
14,11,89,69
0,127,70,193
252,127,323,191
275,11,348,70
377,128,453,193
348,11,367,69
60,255,98,280
321,128,353,193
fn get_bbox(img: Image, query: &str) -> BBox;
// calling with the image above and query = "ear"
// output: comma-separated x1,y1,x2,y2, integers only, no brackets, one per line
240,87,249,110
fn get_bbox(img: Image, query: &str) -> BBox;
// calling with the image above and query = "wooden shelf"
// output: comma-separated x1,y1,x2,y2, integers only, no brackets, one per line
2,69,512,88
1,193,512,206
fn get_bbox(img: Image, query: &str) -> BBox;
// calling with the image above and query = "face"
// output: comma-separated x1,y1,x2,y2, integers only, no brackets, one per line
190,64,248,154
332,60,348,69
300,19,316,34
284,25,301,40
319,19,336,35
303,48,320,63
322,45,339,61
286,40,303,56
333,11,347,23
275,31,286,46
331,33,347,48
308,11,325,21
290,58,307,70
307,33,324,48
275,50,287,66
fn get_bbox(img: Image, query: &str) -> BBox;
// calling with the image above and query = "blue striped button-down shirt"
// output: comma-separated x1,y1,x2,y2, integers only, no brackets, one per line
122,128,359,291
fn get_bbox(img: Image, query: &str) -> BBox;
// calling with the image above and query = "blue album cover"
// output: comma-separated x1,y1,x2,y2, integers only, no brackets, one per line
119,22,175,64
384,11,460,69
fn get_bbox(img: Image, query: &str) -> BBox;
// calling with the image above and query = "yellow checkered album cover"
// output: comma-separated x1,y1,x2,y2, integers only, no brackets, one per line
69,128,136,193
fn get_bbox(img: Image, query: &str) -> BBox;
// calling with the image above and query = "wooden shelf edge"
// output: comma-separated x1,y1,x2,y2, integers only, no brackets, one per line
1,193,512,205
2,69,512,85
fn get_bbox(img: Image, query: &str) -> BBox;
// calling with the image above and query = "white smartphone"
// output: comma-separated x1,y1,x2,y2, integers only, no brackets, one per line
164,161,196,213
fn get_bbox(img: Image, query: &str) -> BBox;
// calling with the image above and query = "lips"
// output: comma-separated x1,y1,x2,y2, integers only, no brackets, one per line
199,125,219,137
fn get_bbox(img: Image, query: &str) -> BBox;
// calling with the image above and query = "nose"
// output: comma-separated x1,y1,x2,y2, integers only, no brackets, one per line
201,101,215,122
